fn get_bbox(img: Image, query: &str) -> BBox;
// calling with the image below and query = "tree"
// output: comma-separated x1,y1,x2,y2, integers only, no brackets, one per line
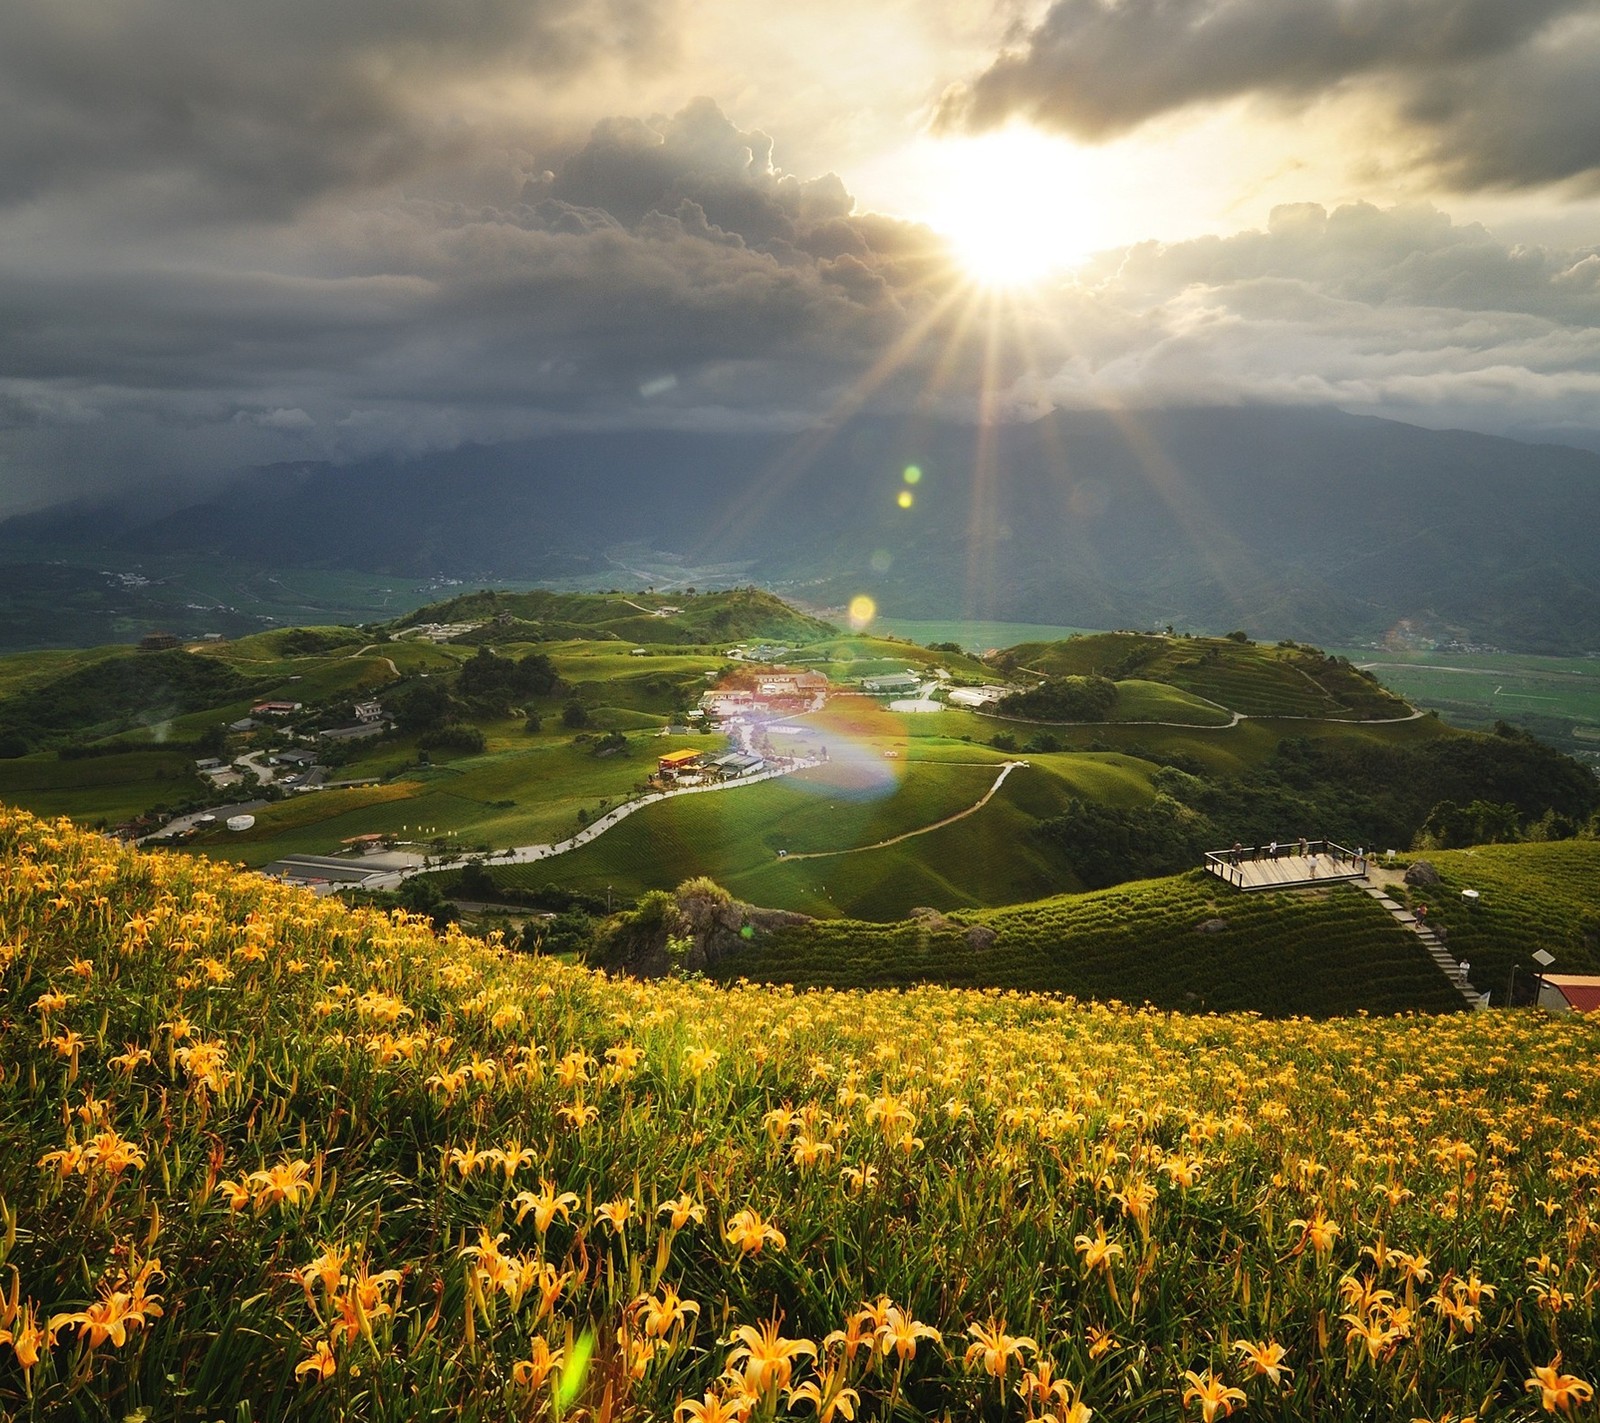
562,699,592,729
390,681,451,734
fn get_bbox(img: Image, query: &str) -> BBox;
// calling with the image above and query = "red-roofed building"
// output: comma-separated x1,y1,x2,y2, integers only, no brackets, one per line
1538,974,1600,1014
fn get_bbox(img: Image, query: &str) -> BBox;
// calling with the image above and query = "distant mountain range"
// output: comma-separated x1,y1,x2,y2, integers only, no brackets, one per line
6,406,1599,652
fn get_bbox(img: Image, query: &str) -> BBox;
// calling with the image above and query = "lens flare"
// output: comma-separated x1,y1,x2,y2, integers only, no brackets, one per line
903,465,922,485
897,490,914,509
848,595,876,629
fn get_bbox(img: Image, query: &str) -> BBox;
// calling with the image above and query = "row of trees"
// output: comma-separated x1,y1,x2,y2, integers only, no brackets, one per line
1036,723,1600,887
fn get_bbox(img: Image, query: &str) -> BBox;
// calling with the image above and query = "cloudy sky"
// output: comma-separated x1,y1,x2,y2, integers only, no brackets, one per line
3,0,1600,514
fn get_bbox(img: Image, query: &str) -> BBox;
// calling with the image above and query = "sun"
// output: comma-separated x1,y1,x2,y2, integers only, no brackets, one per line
925,127,1094,288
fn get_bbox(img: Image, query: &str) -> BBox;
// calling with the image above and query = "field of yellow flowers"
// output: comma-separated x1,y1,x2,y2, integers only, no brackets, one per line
1,804,1597,1422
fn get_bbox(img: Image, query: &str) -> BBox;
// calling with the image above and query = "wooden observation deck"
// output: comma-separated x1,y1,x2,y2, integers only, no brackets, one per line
1205,840,1368,891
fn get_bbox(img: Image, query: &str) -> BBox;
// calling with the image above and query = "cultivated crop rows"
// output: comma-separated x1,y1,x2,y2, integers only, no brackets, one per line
731,877,1466,1017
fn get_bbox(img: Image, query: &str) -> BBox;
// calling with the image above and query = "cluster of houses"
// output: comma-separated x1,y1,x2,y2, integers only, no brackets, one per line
196,697,393,797
655,747,765,785
393,621,484,643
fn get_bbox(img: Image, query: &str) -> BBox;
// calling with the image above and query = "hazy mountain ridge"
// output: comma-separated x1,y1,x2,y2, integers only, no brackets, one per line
6,406,1599,652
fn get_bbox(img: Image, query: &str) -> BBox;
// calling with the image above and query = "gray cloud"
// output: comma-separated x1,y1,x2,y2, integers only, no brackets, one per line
2,91,1600,518
0,99,962,511
0,0,673,216
941,0,1600,191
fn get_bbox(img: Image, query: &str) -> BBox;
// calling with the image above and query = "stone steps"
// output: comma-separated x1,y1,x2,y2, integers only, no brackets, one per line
1361,882,1481,1007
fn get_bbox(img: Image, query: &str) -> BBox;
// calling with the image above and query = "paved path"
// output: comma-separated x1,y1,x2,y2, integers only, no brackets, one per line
980,703,1426,731
780,761,1028,861
363,758,823,887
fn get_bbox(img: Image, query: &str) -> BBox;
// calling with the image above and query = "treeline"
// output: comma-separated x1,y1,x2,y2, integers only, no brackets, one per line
997,674,1117,722
1038,723,1600,887
0,651,254,757
387,647,563,748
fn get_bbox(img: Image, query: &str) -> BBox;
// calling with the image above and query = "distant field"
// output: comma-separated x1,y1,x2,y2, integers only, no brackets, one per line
0,553,547,652
1336,648,1600,765
871,616,1099,650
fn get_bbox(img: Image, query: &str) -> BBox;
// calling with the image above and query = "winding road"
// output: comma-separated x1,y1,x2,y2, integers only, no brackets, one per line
777,760,1029,861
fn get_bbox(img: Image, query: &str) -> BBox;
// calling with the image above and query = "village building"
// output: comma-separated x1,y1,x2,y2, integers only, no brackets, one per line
252,700,303,716
755,672,828,697
860,672,921,694
712,751,765,778
138,632,181,651
947,685,1006,708
319,721,387,742
353,700,385,722
657,748,704,778
1538,974,1600,1014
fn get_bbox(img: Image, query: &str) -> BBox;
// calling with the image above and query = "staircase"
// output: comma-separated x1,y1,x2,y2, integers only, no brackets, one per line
1360,883,1485,1009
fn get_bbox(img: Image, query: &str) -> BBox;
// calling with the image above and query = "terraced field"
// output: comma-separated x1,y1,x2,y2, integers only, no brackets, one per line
0,748,203,823
717,872,1468,1015
1010,633,1410,719
1383,839,1600,1000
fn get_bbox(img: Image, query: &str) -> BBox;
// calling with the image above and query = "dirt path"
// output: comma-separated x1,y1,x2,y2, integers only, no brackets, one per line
348,644,400,677
780,761,1027,861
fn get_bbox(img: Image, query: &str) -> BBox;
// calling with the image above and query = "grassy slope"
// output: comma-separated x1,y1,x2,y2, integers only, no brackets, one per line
5,808,1599,1423
393,586,837,646
1383,840,1600,1000
496,746,1162,918
717,872,1468,1016
1105,679,1235,726
1010,633,1411,719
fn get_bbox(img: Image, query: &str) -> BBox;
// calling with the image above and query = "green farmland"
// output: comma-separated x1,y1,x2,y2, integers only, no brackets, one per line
712,870,1469,1016
1337,648,1600,767
493,745,1168,918
2,591,1594,924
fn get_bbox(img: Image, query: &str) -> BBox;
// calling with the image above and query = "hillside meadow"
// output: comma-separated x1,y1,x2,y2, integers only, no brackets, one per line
1,807,1598,1422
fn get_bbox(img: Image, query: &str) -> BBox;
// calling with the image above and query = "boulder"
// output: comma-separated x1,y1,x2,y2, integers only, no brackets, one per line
1404,860,1441,887
966,924,997,952
1196,918,1230,934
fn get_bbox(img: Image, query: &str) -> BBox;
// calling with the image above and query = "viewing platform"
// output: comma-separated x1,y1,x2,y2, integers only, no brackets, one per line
1205,840,1367,891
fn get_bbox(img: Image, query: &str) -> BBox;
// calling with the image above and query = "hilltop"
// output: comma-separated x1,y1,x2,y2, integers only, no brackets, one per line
1,807,1597,1422
998,631,1410,720
393,586,837,647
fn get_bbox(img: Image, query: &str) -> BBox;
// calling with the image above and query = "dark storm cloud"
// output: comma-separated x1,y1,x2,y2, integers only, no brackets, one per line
2,83,1599,517
941,0,1600,191
0,0,672,214
0,99,958,511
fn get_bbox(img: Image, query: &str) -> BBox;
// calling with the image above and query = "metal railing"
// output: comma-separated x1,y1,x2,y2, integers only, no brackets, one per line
1204,838,1367,888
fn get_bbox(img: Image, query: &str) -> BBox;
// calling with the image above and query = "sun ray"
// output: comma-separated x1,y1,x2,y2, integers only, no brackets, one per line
687,280,969,559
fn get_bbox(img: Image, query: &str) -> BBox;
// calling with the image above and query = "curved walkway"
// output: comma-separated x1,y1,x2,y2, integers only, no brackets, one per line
779,760,1028,862
371,757,822,886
